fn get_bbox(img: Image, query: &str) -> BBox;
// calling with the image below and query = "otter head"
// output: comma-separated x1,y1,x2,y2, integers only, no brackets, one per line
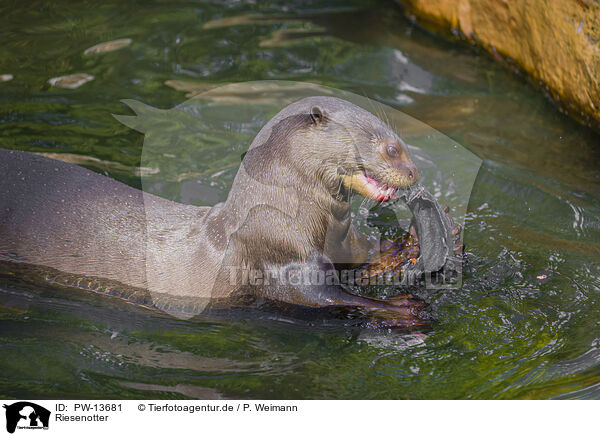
290,96,418,202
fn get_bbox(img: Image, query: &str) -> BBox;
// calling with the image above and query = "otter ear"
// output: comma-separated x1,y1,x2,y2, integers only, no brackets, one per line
309,106,326,125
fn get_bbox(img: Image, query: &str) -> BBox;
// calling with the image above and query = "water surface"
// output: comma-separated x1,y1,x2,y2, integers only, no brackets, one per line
1,0,599,399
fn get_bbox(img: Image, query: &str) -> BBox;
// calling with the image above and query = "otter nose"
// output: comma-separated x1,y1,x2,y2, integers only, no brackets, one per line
396,162,418,181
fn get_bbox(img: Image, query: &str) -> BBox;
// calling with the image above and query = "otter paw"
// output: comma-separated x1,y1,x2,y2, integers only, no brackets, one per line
363,297,428,328
386,293,426,309
367,233,420,277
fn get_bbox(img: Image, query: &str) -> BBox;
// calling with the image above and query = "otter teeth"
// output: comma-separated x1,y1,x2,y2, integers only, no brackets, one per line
364,172,395,201
377,182,394,197
381,186,394,198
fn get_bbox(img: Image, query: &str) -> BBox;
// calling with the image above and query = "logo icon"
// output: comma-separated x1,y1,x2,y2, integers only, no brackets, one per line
3,402,50,434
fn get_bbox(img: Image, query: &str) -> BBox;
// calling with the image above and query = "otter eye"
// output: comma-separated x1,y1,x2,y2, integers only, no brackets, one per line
387,146,400,158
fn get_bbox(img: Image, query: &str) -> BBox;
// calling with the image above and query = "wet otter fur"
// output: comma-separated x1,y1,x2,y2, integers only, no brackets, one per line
0,97,424,323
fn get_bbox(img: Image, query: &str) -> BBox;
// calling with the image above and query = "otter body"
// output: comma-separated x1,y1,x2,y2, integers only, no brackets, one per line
0,97,422,318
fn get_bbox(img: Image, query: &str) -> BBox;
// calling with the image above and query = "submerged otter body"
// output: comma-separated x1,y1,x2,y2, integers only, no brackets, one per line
0,97,423,320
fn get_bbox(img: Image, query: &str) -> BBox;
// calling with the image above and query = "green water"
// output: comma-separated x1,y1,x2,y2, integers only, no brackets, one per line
1,0,600,400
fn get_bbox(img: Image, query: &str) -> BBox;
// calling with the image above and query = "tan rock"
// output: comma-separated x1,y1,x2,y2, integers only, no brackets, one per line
396,0,600,131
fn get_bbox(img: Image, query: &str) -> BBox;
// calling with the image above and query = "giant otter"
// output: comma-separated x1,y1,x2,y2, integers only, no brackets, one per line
0,96,456,324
